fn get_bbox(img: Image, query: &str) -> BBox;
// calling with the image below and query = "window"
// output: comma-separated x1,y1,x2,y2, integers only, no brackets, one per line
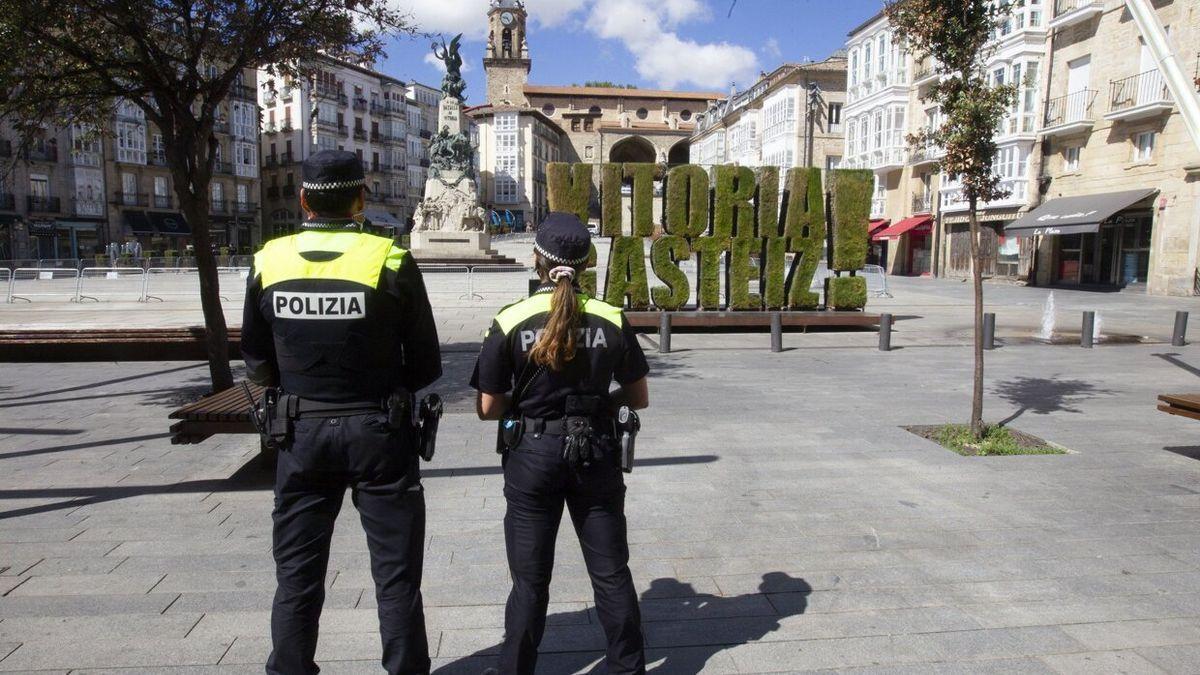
122,172,137,203
583,118,594,132
680,109,692,121
116,121,146,164
570,118,580,132
493,112,520,204
636,108,648,120
542,104,555,116
1133,131,1155,162
584,145,593,159
154,176,168,197
1064,145,1080,172
827,102,842,130
237,184,249,207
29,174,49,197
211,182,224,206
152,134,165,164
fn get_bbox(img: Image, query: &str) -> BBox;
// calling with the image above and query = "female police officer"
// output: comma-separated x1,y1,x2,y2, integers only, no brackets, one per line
471,212,650,675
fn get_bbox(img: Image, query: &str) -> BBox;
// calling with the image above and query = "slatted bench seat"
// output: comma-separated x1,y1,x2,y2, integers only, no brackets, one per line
169,382,261,444
1157,393,1200,422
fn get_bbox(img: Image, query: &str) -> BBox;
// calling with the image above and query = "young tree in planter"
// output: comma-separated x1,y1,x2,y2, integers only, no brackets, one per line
886,0,1016,439
0,0,414,390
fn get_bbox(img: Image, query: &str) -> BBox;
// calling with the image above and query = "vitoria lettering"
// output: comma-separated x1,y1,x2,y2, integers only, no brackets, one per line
547,163,874,312
273,291,366,320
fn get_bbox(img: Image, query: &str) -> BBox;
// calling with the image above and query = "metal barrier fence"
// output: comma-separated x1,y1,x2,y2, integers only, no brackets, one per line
37,258,82,269
77,267,147,302
465,265,532,302
0,259,39,271
811,263,891,298
418,266,472,299
143,266,249,302
7,268,82,302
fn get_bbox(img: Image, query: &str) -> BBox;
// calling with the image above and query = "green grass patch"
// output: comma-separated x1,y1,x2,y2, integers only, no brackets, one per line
927,424,1065,456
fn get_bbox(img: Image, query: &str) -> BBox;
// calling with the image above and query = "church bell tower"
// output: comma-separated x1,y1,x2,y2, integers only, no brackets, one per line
483,0,531,107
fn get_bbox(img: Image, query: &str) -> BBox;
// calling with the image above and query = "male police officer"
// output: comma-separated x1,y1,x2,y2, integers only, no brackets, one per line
242,150,442,675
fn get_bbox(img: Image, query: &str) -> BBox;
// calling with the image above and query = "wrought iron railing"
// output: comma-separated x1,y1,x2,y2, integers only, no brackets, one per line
1109,70,1172,112
1044,89,1096,127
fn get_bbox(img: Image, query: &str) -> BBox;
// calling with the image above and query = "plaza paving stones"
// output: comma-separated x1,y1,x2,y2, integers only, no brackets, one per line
2,277,1200,672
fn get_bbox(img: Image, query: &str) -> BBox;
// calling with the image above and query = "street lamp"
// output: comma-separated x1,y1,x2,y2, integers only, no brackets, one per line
805,81,822,169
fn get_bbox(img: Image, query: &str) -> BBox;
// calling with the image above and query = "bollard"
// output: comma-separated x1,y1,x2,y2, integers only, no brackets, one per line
770,312,783,352
1081,311,1094,348
983,312,996,350
879,313,893,351
1173,311,1189,347
658,312,672,354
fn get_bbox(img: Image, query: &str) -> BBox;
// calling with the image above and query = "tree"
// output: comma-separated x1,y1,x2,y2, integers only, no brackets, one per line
0,0,415,390
886,0,1016,439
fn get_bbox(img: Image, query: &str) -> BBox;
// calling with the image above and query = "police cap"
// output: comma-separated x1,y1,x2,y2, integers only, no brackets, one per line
534,212,591,266
302,150,367,192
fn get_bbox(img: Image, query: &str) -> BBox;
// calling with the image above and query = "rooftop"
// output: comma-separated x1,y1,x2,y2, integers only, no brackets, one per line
524,84,721,101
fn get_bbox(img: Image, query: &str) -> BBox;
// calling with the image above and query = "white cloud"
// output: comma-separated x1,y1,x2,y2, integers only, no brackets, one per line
397,0,760,91
423,51,472,73
396,0,588,39
585,0,758,90
762,37,782,60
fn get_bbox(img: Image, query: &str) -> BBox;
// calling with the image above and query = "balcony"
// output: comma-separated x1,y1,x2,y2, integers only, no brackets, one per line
73,198,105,217
872,146,907,172
234,201,257,214
909,141,943,167
70,151,102,167
264,154,279,168
315,117,340,131
940,176,1030,212
353,97,368,111
419,128,432,140
280,151,294,165
213,120,230,134
152,194,173,209
213,161,234,175
264,121,279,134
385,193,405,204
23,146,58,162
370,102,386,116
281,121,294,133
281,89,294,103
911,193,932,214
114,191,149,207
1050,0,1103,29
1106,70,1173,121
210,199,228,214
149,153,169,167
870,196,886,218
315,85,347,105
353,128,367,141
27,196,61,213
0,193,16,210
231,84,256,101
1042,89,1097,137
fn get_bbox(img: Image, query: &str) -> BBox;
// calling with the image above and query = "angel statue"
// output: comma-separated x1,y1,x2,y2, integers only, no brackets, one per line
431,33,467,101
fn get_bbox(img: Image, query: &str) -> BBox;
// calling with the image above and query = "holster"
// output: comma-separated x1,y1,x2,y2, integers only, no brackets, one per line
253,388,295,450
497,416,524,455
616,406,640,473
417,394,443,462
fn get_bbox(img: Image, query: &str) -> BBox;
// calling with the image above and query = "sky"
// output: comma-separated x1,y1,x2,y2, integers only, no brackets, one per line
378,0,885,102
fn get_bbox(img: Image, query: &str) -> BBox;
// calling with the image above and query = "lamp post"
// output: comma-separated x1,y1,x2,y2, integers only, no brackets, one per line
804,81,822,169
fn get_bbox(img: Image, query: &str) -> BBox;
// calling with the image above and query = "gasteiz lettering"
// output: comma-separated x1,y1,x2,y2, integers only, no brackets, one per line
273,291,366,320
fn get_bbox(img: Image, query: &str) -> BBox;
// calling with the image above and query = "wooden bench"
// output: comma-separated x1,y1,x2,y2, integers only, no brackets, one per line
169,382,261,444
0,327,242,362
1157,393,1200,422
625,311,881,332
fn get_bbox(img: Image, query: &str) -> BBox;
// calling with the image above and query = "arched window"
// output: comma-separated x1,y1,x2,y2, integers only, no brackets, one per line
542,103,555,116
501,29,512,58
636,108,648,120
680,109,692,121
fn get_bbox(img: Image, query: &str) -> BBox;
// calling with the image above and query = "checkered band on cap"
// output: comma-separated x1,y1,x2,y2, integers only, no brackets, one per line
534,241,589,267
301,178,366,191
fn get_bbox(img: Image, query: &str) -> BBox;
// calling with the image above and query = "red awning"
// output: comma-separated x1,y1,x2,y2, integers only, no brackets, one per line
868,218,890,234
873,215,932,241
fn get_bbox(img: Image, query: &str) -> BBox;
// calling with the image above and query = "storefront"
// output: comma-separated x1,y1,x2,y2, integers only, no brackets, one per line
1006,188,1157,289
942,210,1025,280
867,219,890,268
23,219,101,260
873,215,932,276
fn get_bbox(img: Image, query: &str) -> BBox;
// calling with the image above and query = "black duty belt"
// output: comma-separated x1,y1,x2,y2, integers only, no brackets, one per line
290,395,385,419
522,416,613,436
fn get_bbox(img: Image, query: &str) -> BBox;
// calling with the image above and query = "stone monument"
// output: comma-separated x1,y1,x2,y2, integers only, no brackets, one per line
411,34,509,263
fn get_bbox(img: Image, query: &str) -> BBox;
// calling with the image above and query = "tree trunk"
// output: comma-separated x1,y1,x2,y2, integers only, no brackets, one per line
968,193,984,439
180,194,234,392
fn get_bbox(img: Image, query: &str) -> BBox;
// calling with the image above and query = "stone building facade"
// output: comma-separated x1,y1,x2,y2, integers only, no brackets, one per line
1033,0,1200,295
690,58,847,180
471,0,718,230
258,57,413,235
1,67,262,261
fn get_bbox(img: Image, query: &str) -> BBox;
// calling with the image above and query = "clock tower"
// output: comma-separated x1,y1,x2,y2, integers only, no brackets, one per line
483,0,531,107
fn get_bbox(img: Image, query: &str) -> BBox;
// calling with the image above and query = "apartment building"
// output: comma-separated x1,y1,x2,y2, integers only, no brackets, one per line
1016,0,1200,295
259,56,410,235
1,67,262,260
405,82,439,219
691,57,848,181
841,4,1047,277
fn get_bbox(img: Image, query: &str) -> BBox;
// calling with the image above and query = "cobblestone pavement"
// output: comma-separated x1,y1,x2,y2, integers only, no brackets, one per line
2,331,1200,672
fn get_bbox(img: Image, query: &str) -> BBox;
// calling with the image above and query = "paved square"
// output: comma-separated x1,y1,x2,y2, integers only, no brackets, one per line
2,276,1200,672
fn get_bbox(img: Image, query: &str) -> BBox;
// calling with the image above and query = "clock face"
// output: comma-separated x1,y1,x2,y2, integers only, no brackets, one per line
501,11,514,25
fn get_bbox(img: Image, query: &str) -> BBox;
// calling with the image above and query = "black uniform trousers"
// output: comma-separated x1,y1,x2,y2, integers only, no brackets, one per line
500,432,645,675
268,413,429,675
